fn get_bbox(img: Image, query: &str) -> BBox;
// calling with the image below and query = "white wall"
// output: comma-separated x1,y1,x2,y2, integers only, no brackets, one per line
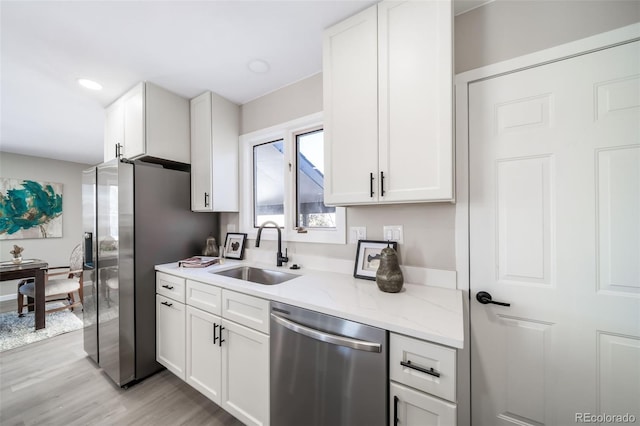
0,153,89,298
455,0,640,73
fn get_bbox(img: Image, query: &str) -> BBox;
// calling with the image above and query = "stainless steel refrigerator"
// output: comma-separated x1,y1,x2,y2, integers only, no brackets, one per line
82,159,218,387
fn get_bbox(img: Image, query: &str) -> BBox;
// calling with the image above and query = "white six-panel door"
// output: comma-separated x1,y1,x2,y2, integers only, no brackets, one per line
469,41,639,425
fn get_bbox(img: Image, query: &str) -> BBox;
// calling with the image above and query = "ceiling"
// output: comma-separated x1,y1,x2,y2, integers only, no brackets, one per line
0,0,488,166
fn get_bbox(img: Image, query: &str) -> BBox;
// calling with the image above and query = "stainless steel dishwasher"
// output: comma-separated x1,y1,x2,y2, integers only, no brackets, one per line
270,301,388,426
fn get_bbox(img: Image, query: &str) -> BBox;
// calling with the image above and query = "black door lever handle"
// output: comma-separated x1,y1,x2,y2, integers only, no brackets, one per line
476,291,511,307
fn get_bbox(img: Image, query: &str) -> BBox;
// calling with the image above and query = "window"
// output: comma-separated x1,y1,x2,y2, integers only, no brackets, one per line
240,113,345,244
295,129,335,229
253,140,285,227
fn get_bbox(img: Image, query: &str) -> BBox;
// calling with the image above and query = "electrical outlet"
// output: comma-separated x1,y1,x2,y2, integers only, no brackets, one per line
349,226,367,244
227,223,236,233
383,225,403,244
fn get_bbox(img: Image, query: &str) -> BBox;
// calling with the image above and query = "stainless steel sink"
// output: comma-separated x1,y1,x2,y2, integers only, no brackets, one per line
212,266,297,285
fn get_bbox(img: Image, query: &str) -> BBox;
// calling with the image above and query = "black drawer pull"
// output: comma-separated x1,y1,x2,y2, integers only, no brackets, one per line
219,326,225,346
161,301,173,307
393,395,399,426
400,360,441,378
369,172,374,198
162,284,174,290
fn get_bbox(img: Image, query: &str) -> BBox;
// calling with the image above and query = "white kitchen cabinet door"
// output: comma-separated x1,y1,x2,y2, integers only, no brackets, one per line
190,91,240,212
323,5,379,205
378,1,453,203
186,306,222,405
221,319,269,426
104,99,124,161
391,382,456,426
190,92,213,211
122,82,145,159
156,295,186,380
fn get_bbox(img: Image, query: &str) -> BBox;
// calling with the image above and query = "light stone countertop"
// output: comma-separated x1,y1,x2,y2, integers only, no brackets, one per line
155,259,464,349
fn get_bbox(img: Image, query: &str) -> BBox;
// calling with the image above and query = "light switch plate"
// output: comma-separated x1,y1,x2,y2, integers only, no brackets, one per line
383,225,403,244
349,226,367,244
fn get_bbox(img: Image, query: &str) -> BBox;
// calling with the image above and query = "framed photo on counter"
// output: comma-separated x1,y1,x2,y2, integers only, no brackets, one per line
354,240,398,280
224,232,247,260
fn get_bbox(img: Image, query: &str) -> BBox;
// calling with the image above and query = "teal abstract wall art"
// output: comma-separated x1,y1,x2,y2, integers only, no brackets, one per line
0,178,63,239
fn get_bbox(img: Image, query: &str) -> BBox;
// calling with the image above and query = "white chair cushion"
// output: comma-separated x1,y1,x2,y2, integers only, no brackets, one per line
19,278,79,298
106,277,118,290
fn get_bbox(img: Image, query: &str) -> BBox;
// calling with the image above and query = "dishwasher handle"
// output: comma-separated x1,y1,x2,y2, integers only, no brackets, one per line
271,313,382,353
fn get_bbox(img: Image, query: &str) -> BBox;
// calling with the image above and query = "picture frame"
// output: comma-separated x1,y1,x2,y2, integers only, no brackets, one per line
354,240,398,280
223,232,247,260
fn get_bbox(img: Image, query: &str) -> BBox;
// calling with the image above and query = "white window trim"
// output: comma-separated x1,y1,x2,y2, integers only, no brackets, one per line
239,112,346,244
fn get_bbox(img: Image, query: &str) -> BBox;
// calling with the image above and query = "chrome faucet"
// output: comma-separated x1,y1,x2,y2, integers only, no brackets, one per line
255,221,289,267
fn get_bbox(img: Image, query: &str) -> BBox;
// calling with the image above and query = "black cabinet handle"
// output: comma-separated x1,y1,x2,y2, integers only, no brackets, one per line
369,173,374,198
219,326,225,346
204,192,209,207
161,285,174,290
115,143,123,159
380,171,385,197
161,301,173,307
213,323,219,344
476,291,511,307
393,395,399,426
400,360,441,378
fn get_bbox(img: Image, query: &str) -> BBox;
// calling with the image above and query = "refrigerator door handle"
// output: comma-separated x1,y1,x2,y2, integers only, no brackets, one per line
83,232,94,269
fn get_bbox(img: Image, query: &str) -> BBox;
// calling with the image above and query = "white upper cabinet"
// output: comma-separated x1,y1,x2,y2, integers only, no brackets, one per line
323,5,379,205
190,91,240,212
104,99,123,161
324,0,454,205
104,82,190,164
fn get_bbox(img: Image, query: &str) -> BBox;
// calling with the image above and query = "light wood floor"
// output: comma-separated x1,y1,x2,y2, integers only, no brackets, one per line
0,299,244,426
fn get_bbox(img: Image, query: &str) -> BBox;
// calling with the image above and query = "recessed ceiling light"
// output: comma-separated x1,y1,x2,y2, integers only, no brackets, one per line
77,78,103,90
248,59,270,74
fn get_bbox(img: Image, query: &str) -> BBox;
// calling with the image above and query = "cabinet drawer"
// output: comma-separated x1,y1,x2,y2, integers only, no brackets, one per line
156,272,186,303
390,382,456,426
222,290,270,334
187,280,222,316
390,333,456,402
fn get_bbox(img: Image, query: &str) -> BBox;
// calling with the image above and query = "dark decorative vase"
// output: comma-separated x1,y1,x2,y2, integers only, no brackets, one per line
376,246,404,293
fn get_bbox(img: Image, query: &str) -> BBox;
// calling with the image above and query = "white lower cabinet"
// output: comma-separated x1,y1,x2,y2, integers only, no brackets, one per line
390,333,457,426
221,318,270,426
159,272,457,426
156,294,186,380
186,306,222,404
185,306,269,426
390,382,457,426
157,273,269,426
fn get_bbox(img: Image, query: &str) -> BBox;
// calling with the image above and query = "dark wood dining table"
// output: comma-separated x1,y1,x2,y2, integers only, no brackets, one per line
0,259,49,330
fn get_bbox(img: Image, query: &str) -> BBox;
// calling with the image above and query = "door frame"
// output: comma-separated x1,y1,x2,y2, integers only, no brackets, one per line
453,23,640,426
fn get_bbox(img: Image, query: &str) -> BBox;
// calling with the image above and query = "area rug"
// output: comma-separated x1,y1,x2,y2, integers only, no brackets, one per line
0,304,83,352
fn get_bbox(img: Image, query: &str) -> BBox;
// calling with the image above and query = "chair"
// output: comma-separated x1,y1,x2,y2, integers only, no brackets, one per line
17,244,84,317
